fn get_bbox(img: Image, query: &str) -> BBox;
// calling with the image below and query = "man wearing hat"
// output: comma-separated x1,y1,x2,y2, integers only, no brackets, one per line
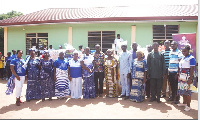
118,41,131,100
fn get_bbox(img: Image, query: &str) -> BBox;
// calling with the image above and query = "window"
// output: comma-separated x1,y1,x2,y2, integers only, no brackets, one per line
88,31,115,52
26,33,48,55
153,25,179,45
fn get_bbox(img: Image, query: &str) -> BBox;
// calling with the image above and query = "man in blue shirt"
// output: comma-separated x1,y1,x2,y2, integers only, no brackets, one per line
11,50,17,59
10,50,26,106
168,41,183,104
161,40,171,98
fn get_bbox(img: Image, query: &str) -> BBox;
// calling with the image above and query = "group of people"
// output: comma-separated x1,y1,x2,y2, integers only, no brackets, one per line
2,35,196,112
0,50,17,80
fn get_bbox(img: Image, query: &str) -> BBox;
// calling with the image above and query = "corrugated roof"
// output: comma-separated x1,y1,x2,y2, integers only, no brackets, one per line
0,5,198,26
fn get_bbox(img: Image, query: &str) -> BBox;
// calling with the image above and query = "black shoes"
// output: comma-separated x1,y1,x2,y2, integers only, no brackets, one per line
157,99,161,103
168,97,174,101
149,98,155,102
118,95,126,98
149,97,157,102
161,95,166,98
124,96,130,100
172,101,180,104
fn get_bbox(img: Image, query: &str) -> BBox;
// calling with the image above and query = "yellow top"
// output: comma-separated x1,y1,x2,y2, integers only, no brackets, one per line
0,56,4,68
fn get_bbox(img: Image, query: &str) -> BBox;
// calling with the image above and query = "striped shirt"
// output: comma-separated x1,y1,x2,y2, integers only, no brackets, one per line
168,48,183,73
162,49,171,69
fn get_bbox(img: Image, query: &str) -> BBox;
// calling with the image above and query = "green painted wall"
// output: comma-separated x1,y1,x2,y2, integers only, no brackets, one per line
7,22,197,59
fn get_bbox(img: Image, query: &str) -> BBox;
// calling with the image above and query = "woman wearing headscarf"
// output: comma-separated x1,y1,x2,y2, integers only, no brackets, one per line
81,47,95,99
54,51,70,99
177,45,196,111
68,51,82,99
26,49,41,102
130,51,147,102
104,49,119,98
40,51,55,101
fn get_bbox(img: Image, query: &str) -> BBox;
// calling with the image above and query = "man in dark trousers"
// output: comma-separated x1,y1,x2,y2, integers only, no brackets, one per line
147,42,166,103
145,45,153,98
93,44,105,97
168,41,183,104
161,40,171,98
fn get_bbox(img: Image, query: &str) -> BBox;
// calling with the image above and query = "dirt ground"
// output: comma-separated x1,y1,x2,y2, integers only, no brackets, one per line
0,79,198,119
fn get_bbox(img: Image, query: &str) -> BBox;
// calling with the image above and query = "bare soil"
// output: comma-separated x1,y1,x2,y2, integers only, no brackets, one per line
0,79,198,119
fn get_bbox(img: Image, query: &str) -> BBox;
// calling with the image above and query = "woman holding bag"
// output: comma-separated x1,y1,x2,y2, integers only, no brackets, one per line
177,45,196,111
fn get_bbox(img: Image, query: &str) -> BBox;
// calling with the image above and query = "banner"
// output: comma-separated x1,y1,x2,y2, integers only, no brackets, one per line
172,33,196,59
172,33,198,88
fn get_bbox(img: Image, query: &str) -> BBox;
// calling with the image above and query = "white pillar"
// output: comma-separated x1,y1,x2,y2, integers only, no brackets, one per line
4,27,7,56
68,27,72,45
131,25,136,44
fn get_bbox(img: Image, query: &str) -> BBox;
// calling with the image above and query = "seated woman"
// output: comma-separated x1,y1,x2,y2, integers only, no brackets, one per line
130,51,147,102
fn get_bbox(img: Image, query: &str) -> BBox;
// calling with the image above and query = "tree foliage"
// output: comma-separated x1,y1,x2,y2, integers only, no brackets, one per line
0,10,23,55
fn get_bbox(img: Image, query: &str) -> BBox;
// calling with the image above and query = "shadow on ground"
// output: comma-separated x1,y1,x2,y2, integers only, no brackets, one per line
0,80,198,119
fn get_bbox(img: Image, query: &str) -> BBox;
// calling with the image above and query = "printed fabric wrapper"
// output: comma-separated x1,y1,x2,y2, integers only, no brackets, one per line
5,74,15,95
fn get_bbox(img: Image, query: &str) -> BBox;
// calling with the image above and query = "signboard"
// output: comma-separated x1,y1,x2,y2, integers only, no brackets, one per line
172,33,196,59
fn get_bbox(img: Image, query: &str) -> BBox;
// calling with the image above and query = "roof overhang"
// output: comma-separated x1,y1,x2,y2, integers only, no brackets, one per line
0,16,198,27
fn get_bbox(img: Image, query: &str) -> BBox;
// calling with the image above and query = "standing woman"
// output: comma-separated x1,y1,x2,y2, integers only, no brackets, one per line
177,45,196,111
40,51,55,101
68,51,82,99
54,51,70,99
10,50,26,106
104,49,119,98
81,47,95,99
130,51,147,102
26,49,41,102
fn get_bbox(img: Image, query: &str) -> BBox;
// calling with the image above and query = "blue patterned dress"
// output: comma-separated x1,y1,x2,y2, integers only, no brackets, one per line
54,58,70,97
82,54,95,99
130,59,147,102
26,58,41,101
40,59,55,99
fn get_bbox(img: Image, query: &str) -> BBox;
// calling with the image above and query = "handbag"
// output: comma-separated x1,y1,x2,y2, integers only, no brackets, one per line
179,73,189,81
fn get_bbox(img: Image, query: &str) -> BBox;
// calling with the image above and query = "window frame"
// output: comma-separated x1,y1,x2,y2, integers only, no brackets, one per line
87,31,116,52
152,25,179,45
25,33,48,55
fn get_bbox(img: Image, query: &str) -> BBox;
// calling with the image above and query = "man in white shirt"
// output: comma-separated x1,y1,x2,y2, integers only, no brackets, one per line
118,42,131,100
114,34,124,55
48,45,55,52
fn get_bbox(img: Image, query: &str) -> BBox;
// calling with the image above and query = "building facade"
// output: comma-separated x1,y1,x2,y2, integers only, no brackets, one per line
0,5,198,59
